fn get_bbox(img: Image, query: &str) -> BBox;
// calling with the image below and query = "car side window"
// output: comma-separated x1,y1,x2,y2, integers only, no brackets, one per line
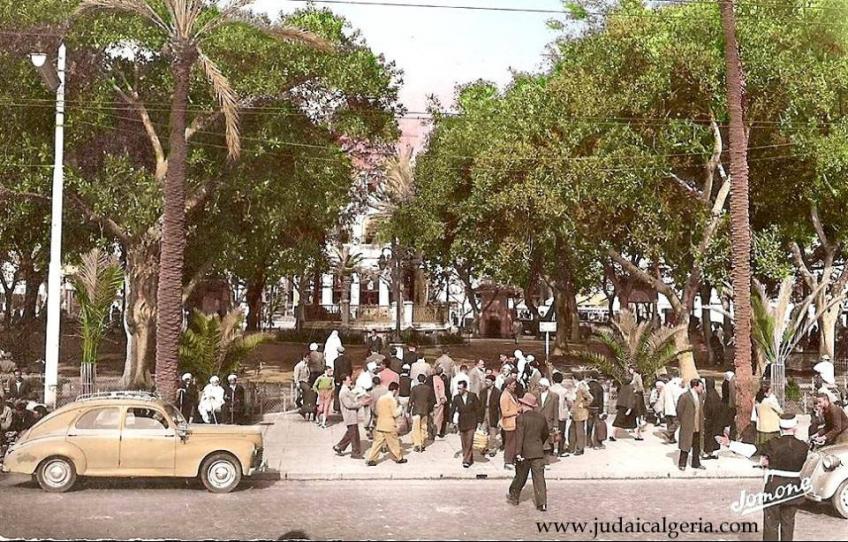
75,407,121,430
124,408,170,431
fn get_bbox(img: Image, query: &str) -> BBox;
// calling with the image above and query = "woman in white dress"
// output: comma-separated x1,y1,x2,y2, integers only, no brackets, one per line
323,330,343,369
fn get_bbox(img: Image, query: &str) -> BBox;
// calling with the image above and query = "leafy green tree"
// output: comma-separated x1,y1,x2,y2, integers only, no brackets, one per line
2,2,399,392
74,0,332,401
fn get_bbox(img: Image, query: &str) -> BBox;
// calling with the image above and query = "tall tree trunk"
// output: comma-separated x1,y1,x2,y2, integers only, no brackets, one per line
245,272,265,332
551,286,574,355
701,283,714,366
668,310,698,381
20,256,40,321
155,58,193,402
818,301,840,359
121,241,157,390
720,0,755,432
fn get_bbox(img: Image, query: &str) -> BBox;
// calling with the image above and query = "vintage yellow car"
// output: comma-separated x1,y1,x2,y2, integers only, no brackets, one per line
1,391,264,493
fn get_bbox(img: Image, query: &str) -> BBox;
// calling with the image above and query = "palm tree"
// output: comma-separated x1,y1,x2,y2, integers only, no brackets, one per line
751,277,841,403
75,0,330,401
329,246,365,328
179,308,272,386
372,147,416,338
69,248,125,395
576,310,688,386
719,0,755,430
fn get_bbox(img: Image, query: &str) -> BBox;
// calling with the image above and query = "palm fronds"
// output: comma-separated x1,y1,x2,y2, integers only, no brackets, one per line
179,308,272,384
69,249,125,365
574,309,688,385
372,148,416,215
197,49,240,158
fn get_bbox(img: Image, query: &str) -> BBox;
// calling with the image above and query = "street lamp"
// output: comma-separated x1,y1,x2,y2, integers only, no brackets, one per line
31,44,67,409
378,246,402,342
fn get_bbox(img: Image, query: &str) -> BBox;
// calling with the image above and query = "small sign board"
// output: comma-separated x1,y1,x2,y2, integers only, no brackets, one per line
539,321,557,333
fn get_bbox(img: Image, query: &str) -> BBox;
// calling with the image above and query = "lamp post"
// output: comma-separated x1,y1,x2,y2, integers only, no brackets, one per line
378,244,402,342
31,44,66,409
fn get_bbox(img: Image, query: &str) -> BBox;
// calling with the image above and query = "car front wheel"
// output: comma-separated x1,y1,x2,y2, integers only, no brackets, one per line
833,478,848,519
36,457,77,493
200,453,242,493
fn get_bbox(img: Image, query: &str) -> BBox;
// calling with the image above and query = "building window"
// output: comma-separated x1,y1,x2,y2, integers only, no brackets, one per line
360,276,379,305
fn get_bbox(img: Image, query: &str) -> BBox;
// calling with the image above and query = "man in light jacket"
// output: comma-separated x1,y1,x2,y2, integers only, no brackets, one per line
365,382,408,466
663,377,685,444
334,375,369,459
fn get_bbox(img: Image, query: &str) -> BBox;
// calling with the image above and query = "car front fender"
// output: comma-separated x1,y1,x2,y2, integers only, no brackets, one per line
3,437,86,475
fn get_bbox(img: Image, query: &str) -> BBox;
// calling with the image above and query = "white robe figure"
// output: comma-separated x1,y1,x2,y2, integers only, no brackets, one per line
324,330,343,369
199,378,225,424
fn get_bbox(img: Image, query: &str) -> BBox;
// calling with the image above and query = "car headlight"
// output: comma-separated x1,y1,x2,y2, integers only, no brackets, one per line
822,454,842,471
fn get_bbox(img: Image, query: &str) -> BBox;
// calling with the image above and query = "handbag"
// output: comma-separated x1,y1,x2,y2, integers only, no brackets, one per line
473,429,489,452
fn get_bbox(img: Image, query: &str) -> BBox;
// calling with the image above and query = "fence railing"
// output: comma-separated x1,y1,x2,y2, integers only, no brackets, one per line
3,374,296,421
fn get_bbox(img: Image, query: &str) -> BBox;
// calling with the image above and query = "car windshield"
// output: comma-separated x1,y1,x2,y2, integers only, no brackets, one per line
164,403,186,426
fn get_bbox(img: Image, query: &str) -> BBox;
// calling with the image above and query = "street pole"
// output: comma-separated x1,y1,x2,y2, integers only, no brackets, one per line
394,241,402,342
43,43,66,409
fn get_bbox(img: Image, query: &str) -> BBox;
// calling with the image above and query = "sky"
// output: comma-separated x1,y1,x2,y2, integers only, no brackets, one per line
251,0,565,149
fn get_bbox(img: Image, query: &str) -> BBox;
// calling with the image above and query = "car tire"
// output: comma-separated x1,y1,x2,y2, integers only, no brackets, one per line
833,478,848,519
36,457,77,493
200,452,242,493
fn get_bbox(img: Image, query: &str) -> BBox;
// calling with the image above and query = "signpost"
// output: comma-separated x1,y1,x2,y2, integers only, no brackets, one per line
539,321,557,363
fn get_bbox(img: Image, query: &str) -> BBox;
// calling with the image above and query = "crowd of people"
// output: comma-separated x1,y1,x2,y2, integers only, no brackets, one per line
294,331,848,474
1,369,49,451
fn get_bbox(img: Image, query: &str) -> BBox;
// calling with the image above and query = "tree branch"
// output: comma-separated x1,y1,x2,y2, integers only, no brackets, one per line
182,258,214,303
67,192,130,244
789,241,816,289
112,79,167,181
703,117,723,204
810,203,833,251
607,248,682,313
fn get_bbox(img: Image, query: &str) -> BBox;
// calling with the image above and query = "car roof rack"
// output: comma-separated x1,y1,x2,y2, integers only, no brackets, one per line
75,390,161,402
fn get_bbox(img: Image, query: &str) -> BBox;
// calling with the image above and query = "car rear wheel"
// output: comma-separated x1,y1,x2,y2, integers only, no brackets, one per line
36,457,77,493
833,478,848,519
200,453,242,493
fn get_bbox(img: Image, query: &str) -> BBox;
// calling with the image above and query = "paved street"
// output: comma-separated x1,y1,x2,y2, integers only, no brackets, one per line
1,476,845,540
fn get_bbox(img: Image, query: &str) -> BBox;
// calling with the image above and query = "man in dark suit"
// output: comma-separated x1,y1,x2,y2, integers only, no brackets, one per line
6,369,31,400
450,380,482,467
534,378,559,455
367,330,383,354
403,343,419,368
479,374,502,457
223,374,246,424
409,374,434,452
508,393,549,511
586,374,606,449
676,379,706,471
333,346,352,413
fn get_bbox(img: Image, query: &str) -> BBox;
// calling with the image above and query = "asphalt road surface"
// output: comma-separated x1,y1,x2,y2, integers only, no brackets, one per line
0,476,845,540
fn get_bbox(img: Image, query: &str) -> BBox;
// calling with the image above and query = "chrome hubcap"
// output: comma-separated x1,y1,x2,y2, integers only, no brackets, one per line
43,460,70,488
209,461,236,488
841,487,848,509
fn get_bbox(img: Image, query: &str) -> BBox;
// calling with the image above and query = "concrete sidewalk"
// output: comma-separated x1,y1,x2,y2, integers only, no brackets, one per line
257,412,811,481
